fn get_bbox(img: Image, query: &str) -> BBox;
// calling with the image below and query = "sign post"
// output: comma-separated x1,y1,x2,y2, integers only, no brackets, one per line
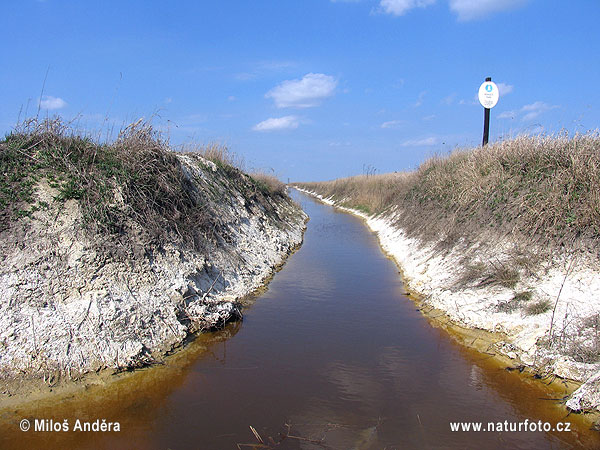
478,77,499,146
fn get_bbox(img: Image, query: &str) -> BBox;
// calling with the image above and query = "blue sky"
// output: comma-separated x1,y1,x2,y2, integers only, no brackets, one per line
2,0,599,181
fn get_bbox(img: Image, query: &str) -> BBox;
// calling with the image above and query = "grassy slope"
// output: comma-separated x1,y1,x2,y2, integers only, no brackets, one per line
297,134,600,254
0,118,288,257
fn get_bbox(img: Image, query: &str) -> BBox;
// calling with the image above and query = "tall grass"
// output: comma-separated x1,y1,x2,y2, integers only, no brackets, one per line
250,172,286,197
297,133,600,253
0,117,288,256
181,142,244,170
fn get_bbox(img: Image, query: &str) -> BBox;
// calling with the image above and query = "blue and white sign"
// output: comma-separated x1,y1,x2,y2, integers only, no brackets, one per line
478,81,499,109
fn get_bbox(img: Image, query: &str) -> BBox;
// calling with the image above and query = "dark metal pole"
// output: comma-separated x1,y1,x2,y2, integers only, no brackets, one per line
482,76,491,147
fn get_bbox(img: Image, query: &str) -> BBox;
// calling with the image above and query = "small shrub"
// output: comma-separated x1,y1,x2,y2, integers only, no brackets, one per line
457,261,520,289
457,262,487,286
495,290,532,313
540,313,600,363
524,299,551,315
496,300,519,313
512,291,533,302
487,265,520,289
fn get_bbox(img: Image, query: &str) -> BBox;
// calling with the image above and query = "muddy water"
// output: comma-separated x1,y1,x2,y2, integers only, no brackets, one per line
1,190,599,449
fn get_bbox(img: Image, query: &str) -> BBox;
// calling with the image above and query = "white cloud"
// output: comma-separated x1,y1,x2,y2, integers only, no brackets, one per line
39,96,67,110
235,60,296,81
252,116,300,132
449,0,529,21
235,72,256,81
381,119,405,129
402,136,437,146
393,79,405,88
442,93,457,105
379,0,436,16
266,73,337,108
415,90,427,107
498,110,516,120
497,82,514,96
520,101,558,121
497,101,558,121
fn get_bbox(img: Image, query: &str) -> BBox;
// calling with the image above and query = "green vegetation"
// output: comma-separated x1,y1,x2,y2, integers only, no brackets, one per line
296,133,600,253
0,117,288,256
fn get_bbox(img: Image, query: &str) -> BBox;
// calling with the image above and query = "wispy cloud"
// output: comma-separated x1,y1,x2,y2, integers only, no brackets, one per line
449,0,529,21
378,0,436,16
498,110,516,120
497,101,559,121
253,116,300,132
402,136,437,146
381,119,405,129
235,60,297,81
442,93,457,105
415,90,427,107
39,95,67,110
497,82,514,96
521,101,558,121
368,0,528,20
266,73,337,108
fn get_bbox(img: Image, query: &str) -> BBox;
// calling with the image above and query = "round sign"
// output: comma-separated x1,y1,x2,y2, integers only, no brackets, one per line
478,81,499,109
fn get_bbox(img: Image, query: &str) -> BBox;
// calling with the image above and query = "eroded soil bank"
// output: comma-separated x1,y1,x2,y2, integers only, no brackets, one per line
0,128,307,399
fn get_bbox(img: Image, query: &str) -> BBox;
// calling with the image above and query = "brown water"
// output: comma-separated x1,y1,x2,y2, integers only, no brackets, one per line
1,190,599,449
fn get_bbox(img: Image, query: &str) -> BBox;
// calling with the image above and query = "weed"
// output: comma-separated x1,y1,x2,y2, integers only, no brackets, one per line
457,260,519,289
495,290,533,313
486,264,520,289
524,299,551,316
513,291,533,302
539,313,600,363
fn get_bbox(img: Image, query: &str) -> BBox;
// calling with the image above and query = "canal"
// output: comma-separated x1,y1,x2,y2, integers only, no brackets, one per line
1,189,598,449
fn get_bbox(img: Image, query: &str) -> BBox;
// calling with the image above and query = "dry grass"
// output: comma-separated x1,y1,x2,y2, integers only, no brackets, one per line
539,313,600,363
297,133,600,254
297,172,405,215
1,117,218,254
250,172,286,197
495,291,534,313
458,260,520,289
0,117,288,257
184,142,243,170
523,299,552,316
